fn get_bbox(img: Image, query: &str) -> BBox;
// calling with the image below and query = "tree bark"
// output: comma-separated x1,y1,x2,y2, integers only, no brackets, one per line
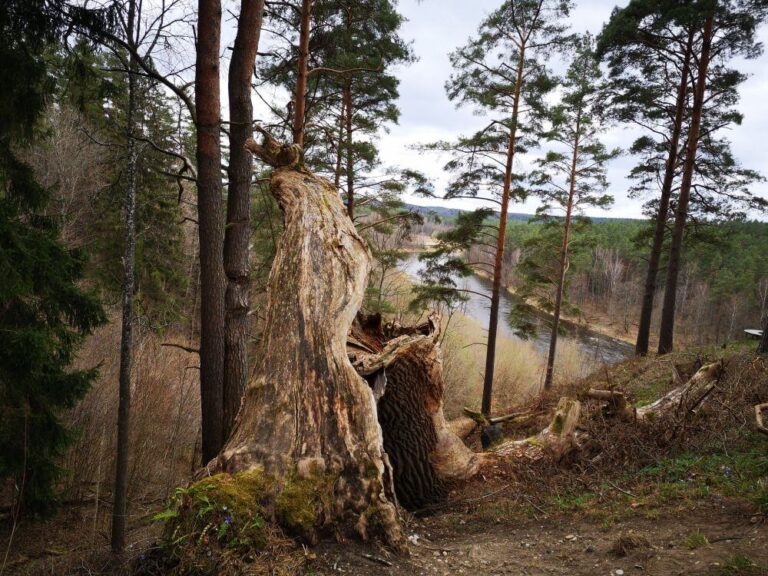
343,82,354,219
214,167,406,550
635,30,694,356
196,0,226,461
291,0,312,149
111,0,138,554
658,17,714,355
758,316,768,354
481,46,525,416
544,115,581,390
223,0,265,439
349,313,481,510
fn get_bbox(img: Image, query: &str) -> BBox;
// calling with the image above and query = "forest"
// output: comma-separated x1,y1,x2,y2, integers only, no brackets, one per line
1,0,768,575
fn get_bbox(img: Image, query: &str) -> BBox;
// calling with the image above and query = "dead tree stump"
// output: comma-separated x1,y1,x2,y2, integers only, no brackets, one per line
213,168,405,550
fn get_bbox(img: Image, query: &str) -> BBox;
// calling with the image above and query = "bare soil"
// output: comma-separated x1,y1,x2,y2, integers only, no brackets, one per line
3,487,766,575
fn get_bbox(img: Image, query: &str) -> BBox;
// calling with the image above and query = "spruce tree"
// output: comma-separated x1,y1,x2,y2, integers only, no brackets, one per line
0,0,106,513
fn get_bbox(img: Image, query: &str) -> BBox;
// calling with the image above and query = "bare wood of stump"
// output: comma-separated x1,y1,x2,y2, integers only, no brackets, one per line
756,403,768,437
214,167,406,551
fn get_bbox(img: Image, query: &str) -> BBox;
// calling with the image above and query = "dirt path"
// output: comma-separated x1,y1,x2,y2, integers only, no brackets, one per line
312,500,768,576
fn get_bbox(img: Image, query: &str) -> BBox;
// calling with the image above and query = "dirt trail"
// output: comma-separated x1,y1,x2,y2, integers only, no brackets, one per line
313,501,768,576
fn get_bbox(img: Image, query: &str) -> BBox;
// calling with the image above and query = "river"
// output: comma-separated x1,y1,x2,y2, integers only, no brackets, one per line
399,254,633,365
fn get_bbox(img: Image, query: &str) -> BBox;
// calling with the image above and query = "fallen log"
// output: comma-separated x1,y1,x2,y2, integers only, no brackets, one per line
492,397,583,462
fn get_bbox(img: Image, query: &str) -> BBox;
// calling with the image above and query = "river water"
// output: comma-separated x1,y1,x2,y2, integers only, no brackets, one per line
399,254,633,366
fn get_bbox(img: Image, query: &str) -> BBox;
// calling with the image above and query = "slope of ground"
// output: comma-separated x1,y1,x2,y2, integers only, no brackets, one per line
2,345,766,575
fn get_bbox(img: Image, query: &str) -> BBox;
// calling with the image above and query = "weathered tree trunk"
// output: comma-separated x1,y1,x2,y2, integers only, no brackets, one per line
196,0,226,461
214,166,406,550
292,0,312,148
482,45,525,416
658,16,714,355
635,30,694,357
349,313,481,510
111,0,138,553
223,0,265,438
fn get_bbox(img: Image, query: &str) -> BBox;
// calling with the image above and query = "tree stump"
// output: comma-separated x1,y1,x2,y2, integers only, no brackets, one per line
213,168,405,550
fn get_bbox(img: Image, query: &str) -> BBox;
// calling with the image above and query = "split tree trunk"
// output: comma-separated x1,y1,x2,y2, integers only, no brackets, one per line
635,30,694,357
223,0,265,438
349,313,481,510
196,0,226,461
215,166,405,550
658,16,714,355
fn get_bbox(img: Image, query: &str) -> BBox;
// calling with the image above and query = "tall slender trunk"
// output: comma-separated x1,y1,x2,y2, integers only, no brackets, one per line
658,16,714,355
292,0,312,148
343,83,354,219
223,0,265,440
196,0,225,461
544,116,581,391
635,30,694,356
481,46,525,417
334,93,346,189
111,0,137,554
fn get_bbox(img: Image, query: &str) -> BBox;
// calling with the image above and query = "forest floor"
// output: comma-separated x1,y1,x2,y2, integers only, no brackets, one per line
3,346,767,576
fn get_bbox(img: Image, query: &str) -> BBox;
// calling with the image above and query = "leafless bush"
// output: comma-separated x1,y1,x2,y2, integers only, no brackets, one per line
61,318,201,512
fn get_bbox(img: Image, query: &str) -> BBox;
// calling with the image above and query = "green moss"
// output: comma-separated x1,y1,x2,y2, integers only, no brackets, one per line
160,469,274,560
275,470,337,533
551,414,564,434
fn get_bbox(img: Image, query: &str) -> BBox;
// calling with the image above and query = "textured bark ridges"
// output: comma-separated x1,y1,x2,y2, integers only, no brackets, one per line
216,168,405,550
349,313,481,510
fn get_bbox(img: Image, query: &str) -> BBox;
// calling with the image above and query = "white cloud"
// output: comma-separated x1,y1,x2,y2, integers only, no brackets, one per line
377,0,768,219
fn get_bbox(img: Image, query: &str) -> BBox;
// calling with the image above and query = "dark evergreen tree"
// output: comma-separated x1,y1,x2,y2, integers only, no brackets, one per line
0,0,106,514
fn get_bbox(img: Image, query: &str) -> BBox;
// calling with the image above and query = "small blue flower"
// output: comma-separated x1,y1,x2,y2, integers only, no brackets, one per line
224,515,232,525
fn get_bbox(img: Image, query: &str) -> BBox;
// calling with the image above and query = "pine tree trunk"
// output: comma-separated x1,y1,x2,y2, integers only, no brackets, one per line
196,0,226,461
635,30,694,356
214,167,406,550
292,0,312,148
758,316,768,354
481,46,525,416
544,122,580,391
334,94,346,190
344,83,354,219
658,16,714,355
111,0,138,553
223,0,265,439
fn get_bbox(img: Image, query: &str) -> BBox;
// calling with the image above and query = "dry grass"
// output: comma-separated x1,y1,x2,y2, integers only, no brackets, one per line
440,312,593,418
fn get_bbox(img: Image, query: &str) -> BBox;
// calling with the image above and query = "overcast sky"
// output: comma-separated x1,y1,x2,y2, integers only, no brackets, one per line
374,0,768,219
